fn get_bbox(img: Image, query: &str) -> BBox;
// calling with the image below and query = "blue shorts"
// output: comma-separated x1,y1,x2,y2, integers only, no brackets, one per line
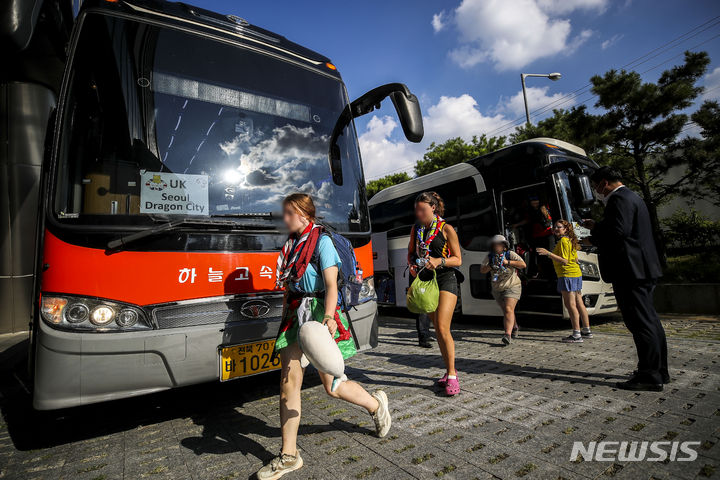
557,276,582,292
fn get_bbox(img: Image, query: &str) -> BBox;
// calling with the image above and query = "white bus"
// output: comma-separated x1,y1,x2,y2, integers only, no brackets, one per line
368,138,618,318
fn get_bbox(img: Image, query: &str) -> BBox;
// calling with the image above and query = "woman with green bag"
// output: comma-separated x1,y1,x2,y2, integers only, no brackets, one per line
407,192,463,396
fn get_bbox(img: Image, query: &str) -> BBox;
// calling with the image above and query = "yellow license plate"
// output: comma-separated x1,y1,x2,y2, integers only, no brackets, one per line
220,340,281,381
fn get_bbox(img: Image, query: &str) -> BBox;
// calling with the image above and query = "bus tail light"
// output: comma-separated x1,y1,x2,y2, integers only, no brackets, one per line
40,295,151,332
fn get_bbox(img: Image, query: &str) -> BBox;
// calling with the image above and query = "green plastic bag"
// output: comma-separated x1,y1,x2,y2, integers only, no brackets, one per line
406,270,439,314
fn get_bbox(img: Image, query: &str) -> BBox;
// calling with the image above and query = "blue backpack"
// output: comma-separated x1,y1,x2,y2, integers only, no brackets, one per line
311,228,364,312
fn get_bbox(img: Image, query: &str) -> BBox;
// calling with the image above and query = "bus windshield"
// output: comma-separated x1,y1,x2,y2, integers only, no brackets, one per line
550,156,593,236
53,14,368,232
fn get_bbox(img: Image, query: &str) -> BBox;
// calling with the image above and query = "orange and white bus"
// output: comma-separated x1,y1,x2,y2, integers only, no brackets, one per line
11,0,422,409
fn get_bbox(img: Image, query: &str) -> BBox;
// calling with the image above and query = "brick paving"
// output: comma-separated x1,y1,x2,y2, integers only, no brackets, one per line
0,315,719,480
592,314,720,341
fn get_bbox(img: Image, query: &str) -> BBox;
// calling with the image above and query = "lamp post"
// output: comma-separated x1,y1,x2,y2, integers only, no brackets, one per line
520,72,562,124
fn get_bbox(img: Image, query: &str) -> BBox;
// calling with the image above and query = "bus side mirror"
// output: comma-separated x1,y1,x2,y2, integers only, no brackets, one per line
389,89,423,143
571,174,595,207
329,83,424,185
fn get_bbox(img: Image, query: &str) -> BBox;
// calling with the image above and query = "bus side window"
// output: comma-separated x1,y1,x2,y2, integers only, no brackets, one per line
457,192,498,251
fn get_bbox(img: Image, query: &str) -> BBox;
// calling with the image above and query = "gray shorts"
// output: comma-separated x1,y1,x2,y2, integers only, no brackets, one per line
492,284,522,306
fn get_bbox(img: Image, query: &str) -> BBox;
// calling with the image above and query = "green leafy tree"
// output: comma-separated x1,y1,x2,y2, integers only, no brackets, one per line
414,134,506,177
366,172,411,199
590,51,710,260
678,100,720,206
662,208,720,249
510,106,611,157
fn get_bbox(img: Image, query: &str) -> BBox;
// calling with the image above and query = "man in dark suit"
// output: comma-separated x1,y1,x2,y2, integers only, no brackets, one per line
583,167,669,391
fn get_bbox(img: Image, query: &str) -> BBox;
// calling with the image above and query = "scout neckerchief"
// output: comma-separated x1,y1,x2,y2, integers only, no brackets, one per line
415,215,446,259
275,222,322,288
490,251,510,273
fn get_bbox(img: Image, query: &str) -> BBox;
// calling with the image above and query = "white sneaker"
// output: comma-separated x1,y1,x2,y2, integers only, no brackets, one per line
371,390,391,438
256,452,303,480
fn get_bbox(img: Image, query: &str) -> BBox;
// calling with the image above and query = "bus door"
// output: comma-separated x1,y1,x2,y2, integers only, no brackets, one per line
498,182,548,252
499,182,564,314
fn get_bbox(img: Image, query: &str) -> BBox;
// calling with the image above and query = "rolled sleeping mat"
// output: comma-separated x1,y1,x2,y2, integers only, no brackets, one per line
297,321,347,392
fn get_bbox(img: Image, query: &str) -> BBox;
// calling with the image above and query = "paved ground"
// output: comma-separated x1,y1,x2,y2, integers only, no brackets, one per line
592,314,720,341
0,315,719,480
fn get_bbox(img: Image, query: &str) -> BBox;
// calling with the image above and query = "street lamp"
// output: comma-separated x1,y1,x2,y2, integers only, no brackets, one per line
520,72,562,124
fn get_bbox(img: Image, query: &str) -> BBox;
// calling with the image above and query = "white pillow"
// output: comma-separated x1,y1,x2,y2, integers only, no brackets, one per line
298,321,345,380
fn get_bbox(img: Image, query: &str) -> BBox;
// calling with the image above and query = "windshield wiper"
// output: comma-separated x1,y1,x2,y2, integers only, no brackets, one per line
106,217,240,252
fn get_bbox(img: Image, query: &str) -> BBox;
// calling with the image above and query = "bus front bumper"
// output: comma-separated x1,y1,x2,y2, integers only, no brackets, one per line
33,300,378,410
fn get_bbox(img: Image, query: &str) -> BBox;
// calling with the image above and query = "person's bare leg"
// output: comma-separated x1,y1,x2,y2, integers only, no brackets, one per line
317,371,379,413
431,312,449,371
279,343,305,456
562,291,580,331
575,292,590,329
435,291,458,376
503,297,519,336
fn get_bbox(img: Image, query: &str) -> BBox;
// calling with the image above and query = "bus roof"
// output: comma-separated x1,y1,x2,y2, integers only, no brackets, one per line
81,0,341,78
368,162,482,206
517,138,587,156
368,137,595,208
467,137,595,174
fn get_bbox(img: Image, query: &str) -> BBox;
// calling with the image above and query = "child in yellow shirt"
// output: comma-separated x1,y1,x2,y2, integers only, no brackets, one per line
538,220,592,343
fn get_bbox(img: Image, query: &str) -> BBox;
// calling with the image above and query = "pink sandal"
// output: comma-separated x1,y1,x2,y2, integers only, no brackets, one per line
437,373,448,387
445,376,460,396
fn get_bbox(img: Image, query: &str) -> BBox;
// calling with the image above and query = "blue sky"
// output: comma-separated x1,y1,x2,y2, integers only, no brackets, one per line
199,0,720,180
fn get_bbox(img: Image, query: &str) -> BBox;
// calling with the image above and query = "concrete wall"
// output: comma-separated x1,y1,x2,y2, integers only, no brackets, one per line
654,283,720,315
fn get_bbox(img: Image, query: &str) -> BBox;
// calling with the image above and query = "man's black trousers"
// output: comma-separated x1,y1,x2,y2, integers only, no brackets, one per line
612,279,669,384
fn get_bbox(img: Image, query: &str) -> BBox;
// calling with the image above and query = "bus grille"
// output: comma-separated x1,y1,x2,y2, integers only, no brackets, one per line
151,294,284,329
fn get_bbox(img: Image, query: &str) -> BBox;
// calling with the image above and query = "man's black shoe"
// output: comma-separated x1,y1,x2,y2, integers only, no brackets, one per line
632,370,671,384
616,380,663,392
418,340,432,348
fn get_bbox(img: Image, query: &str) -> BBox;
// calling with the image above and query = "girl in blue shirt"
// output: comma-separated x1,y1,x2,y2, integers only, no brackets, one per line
256,193,390,480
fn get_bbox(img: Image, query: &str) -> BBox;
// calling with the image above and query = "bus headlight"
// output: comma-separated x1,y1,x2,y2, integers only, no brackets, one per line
90,306,115,326
116,308,139,328
66,303,90,323
358,277,376,304
40,294,151,332
578,260,600,280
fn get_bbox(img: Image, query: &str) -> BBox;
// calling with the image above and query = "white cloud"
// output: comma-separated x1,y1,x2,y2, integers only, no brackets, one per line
499,86,573,117
441,0,604,71
536,0,608,14
358,116,418,179
360,85,581,179
569,29,594,52
601,33,623,50
702,66,720,100
360,94,509,179
448,46,488,69
424,94,507,140
431,11,447,33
